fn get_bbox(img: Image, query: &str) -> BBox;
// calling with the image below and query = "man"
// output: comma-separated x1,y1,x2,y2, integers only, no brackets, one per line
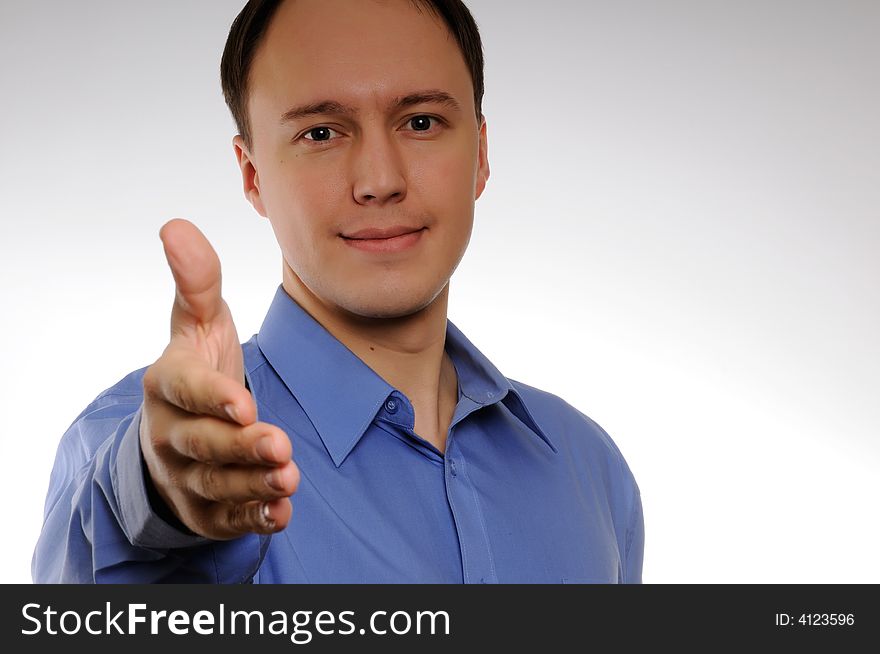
33,0,644,583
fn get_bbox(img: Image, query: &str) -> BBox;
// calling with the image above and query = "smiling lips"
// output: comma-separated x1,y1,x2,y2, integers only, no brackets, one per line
342,225,423,240
340,225,426,253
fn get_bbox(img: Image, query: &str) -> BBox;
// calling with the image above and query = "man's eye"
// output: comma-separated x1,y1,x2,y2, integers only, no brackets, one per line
407,115,439,132
302,126,340,143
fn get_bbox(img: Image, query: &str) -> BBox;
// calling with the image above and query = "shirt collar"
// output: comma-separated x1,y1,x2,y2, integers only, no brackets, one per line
256,286,556,467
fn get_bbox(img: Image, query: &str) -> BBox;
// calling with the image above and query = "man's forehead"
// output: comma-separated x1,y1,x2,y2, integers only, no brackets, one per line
263,0,447,50
249,6,471,119
253,0,461,84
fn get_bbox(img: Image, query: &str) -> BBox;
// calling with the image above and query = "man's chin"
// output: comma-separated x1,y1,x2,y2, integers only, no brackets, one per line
283,264,449,322
335,284,448,321
340,296,437,321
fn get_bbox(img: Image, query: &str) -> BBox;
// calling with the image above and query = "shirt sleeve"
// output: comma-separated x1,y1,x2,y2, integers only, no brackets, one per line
32,388,269,583
622,486,645,584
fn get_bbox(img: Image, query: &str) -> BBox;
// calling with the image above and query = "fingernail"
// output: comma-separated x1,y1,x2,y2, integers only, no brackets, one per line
261,503,275,529
265,470,283,491
223,403,239,423
256,437,276,463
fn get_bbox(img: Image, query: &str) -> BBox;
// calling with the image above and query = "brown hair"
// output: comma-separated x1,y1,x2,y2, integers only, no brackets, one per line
220,0,485,150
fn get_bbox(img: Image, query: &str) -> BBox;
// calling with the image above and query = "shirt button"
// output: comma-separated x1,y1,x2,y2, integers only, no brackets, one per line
384,399,398,413
449,459,457,477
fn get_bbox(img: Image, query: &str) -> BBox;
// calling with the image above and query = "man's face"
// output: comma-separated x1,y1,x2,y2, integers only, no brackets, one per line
236,0,489,320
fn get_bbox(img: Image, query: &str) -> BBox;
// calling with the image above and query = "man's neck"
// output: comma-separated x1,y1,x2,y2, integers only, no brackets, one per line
281,268,458,453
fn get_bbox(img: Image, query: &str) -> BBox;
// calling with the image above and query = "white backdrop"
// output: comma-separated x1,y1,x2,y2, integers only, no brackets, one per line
1,0,877,583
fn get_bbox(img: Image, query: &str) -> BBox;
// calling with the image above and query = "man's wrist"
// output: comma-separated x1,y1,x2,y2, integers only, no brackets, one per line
115,406,210,549
141,452,198,537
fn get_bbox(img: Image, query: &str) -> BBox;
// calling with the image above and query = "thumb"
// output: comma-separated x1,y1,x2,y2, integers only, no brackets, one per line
160,218,225,326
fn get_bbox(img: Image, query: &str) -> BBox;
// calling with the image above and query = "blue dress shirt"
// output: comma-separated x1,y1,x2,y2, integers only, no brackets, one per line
33,286,644,583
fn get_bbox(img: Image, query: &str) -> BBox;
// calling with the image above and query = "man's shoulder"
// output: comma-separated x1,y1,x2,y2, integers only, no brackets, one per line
76,366,149,420
508,377,616,446
507,378,636,482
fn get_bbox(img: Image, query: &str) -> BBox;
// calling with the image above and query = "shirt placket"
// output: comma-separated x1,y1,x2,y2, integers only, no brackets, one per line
444,419,499,584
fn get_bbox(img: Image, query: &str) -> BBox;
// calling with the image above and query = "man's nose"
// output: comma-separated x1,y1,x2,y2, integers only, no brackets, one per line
351,129,407,206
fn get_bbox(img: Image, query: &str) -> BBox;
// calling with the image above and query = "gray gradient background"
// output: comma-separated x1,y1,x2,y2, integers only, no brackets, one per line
1,1,877,583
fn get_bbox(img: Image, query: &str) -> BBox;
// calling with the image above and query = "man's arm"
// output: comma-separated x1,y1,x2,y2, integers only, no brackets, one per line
623,487,645,584
34,219,298,583
32,390,269,583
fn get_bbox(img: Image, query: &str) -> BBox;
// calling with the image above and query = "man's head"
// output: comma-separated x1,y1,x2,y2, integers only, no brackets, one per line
221,0,489,320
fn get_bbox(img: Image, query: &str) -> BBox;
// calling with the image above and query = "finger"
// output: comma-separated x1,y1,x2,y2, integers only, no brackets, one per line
184,460,300,504
167,413,291,465
208,497,294,539
262,496,293,530
160,218,225,326
144,349,256,424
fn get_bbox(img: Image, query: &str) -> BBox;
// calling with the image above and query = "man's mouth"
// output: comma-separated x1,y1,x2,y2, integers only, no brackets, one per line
340,226,427,253
340,225,425,240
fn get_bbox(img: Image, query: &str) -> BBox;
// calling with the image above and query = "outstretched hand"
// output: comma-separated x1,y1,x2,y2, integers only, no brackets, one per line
139,219,298,539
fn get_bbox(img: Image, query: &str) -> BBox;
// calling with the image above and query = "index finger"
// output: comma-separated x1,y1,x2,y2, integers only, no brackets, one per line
167,411,291,466
143,346,256,425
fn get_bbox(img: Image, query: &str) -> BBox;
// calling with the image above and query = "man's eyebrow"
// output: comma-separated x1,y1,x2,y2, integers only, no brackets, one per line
280,89,463,123
395,90,463,113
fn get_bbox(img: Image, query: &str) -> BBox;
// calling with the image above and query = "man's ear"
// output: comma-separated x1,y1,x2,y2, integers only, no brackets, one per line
474,117,490,200
233,135,268,217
